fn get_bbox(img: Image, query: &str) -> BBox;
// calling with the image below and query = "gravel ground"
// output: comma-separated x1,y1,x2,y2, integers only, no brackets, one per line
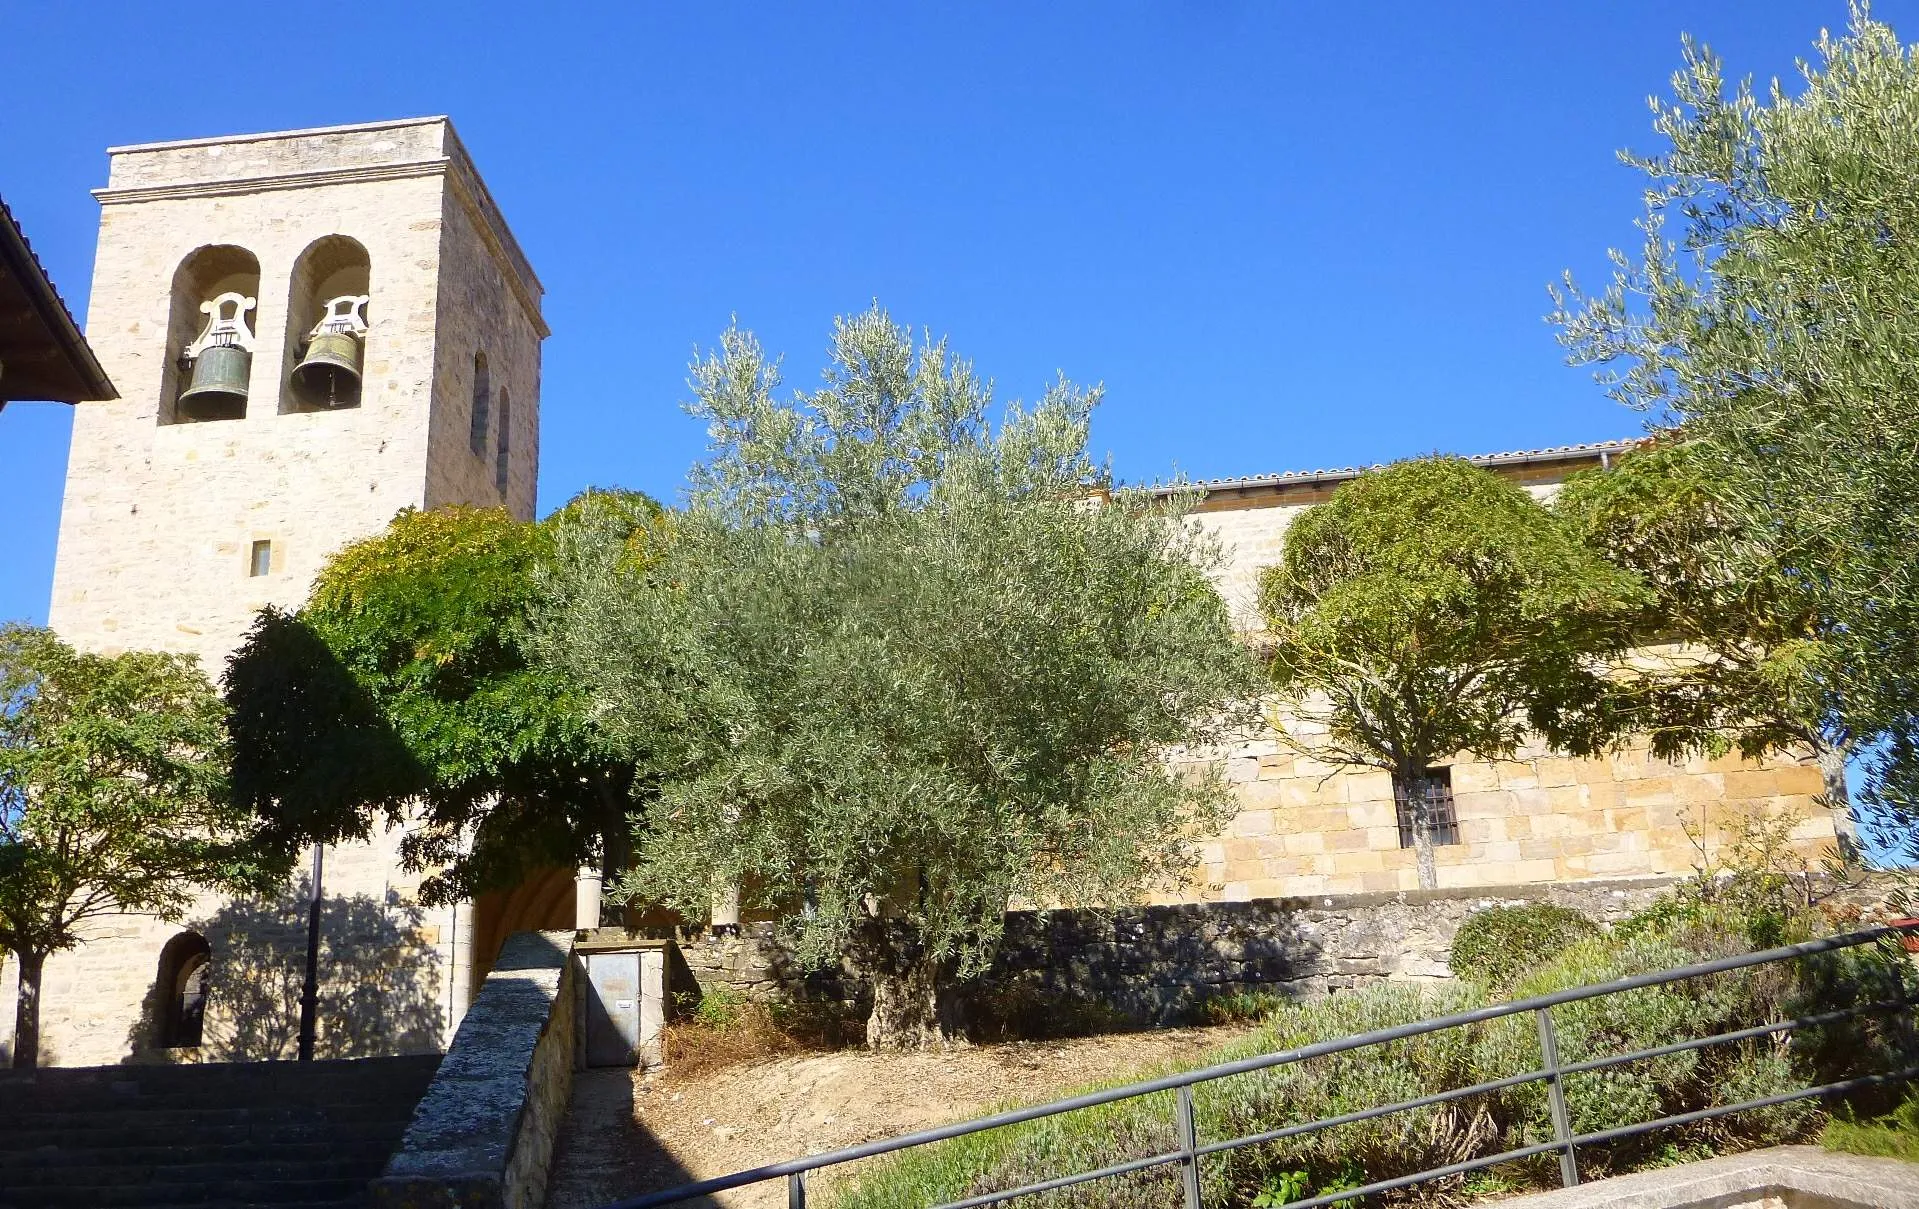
546,1024,1253,1209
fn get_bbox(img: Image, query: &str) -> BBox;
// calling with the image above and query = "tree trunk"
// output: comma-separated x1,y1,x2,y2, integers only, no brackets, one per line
1400,765,1437,890
1814,741,1861,861
598,775,634,928
11,949,45,1070
865,953,964,1050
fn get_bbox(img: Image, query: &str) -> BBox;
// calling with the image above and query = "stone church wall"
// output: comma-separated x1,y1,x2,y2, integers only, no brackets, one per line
1,821,464,1068
1179,732,1833,901
1169,451,1838,900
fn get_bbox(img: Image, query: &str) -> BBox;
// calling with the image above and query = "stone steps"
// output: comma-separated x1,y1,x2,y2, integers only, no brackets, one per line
0,1179,362,1208
1,1145,396,1178
0,1056,438,1209
3,1120,404,1152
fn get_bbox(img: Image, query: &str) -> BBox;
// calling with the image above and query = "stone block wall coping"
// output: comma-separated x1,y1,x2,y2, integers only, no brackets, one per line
371,929,575,1209
1492,1145,1919,1208
572,929,677,954
1152,875,1682,916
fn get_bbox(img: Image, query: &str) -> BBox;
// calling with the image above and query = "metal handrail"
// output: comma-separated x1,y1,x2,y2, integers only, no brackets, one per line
603,923,1918,1209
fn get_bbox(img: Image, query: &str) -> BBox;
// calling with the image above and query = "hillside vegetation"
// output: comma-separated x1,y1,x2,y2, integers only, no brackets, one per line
830,898,1909,1208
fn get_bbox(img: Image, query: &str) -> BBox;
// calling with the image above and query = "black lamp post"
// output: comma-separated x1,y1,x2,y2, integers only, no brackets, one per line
297,843,323,1061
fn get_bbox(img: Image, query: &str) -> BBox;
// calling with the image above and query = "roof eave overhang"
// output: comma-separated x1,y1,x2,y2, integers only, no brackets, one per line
0,200,116,404
1146,438,1646,502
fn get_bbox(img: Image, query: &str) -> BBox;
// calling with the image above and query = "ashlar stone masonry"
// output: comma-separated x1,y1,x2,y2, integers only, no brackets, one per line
1,118,546,1067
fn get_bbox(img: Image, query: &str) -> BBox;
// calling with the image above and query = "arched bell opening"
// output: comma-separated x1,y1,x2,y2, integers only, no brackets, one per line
282,235,371,413
160,245,260,424
153,931,212,1049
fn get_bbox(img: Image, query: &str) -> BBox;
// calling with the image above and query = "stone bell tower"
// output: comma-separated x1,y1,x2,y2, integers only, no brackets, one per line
7,119,545,1068
49,116,545,674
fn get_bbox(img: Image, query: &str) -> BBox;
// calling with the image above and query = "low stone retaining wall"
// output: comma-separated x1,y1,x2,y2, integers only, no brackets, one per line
372,930,576,1209
987,878,1675,1023
676,879,1679,1022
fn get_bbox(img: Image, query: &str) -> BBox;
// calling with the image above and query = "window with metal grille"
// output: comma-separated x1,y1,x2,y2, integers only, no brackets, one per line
1393,767,1460,848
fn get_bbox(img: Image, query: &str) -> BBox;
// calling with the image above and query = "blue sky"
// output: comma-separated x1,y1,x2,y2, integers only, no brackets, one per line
1,1,1905,627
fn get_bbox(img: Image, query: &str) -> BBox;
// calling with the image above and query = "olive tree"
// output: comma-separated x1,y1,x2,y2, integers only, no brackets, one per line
542,307,1259,1047
1259,457,1643,887
0,625,279,1068
1552,7,1919,852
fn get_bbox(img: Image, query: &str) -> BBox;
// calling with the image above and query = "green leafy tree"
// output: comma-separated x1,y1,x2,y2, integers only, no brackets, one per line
225,495,663,908
1555,441,1858,851
0,624,278,1068
1258,457,1644,887
1551,7,1919,853
542,307,1260,1046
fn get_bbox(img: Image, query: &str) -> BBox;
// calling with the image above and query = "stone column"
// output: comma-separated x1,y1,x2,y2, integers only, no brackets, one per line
710,883,741,933
447,898,476,1037
575,866,603,931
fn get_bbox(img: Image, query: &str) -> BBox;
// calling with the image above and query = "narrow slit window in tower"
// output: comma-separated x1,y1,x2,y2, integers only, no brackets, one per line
250,540,272,578
495,388,511,496
469,353,490,456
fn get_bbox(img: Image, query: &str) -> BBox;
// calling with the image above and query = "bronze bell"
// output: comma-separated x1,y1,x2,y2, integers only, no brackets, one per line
291,330,363,407
178,343,251,417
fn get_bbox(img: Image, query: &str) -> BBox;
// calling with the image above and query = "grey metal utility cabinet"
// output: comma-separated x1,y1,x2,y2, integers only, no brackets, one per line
573,932,670,1069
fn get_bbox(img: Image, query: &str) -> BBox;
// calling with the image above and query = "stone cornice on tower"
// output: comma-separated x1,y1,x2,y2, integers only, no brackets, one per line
92,117,548,338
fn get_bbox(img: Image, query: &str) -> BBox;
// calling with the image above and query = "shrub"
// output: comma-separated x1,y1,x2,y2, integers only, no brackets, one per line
1474,935,1817,1178
1200,989,1288,1026
964,978,1140,1042
1449,904,1601,992
830,911,1908,1209
1824,1092,1919,1163
1203,983,1491,1205
833,982,1489,1209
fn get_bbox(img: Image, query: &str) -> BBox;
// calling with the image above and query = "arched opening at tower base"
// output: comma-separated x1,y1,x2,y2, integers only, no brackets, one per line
468,865,578,989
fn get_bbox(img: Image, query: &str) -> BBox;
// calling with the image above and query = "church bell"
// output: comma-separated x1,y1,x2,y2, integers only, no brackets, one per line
291,294,370,408
178,291,257,417
178,343,251,414
291,331,362,407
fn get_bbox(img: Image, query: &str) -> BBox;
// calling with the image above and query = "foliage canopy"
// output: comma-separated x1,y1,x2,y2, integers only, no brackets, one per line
1552,7,1919,851
226,496,663,906
1555,441,1858,847
1259,455,1643,782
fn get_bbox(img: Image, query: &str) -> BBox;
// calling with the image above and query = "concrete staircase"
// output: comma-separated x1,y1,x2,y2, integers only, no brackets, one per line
0,1055,439,1209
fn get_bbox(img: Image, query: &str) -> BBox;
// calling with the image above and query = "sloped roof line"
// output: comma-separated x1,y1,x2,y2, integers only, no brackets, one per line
0,193,115,403
1144,438,1646,496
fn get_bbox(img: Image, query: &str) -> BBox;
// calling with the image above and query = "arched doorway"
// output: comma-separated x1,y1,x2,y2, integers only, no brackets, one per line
154,931,211,1049
468,866,577,990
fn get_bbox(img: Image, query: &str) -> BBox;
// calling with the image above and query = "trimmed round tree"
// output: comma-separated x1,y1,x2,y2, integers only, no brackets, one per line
1259,456,1643,887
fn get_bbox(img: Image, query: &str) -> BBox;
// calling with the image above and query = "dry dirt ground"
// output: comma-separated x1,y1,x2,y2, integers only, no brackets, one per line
546,1024,1254,1209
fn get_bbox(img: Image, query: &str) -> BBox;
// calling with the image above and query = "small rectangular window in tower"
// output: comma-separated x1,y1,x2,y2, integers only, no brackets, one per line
1393,767,1460,848
249,540,272,578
